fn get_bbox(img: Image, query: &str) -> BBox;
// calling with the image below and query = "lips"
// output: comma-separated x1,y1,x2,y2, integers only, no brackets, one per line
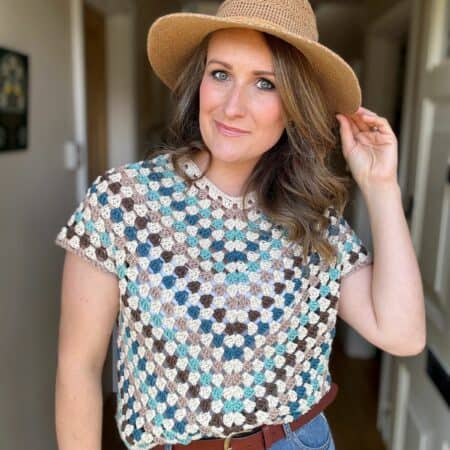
215,120,250,137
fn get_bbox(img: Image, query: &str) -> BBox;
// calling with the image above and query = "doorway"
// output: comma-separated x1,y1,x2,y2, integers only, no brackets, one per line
84,2,109,185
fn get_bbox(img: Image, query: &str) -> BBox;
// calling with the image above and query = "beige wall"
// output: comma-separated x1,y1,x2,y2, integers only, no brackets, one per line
106,12,138,168
365,0,401,22
135,0,182,158
0,1,74,449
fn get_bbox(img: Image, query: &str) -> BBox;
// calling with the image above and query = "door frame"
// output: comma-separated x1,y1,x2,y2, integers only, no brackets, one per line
359,0,416,446
70,0,89,203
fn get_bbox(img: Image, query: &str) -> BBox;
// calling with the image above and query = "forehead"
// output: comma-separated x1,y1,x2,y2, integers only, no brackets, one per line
206,28,273,65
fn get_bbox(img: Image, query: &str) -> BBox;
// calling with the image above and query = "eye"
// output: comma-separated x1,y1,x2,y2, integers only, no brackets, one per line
256,78,275,90
209,70,275,91
210,70,229,81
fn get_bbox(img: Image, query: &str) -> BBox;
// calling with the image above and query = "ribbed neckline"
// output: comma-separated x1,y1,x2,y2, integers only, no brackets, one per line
180,155,258,210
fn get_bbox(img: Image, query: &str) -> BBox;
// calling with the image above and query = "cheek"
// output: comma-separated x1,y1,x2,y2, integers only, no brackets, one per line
256,97,284,128
199,77,221,113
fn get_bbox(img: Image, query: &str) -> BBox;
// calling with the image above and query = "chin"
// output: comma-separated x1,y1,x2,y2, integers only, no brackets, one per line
208,147,248,164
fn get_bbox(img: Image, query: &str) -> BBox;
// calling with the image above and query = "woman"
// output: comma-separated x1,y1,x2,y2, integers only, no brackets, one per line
54,0,426,449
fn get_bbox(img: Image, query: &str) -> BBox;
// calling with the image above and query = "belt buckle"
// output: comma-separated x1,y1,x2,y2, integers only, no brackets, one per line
223,430,243,450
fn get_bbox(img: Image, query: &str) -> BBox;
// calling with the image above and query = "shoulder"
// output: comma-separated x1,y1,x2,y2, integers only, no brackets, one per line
87,153,185,223
321,205,373,276
320,204,368,256
321,205,353,241
113,153,173,179
89,153,175,195
320,205,342,241
322,204,339,222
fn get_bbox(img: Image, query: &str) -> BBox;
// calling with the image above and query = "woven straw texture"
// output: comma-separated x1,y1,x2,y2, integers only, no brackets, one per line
217,0,318,41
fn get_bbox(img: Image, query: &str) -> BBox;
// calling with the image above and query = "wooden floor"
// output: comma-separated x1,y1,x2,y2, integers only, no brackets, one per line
327,339,385,450
102,338,385,450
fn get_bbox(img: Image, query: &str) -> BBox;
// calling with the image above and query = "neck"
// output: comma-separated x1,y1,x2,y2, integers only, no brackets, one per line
191,149,258,197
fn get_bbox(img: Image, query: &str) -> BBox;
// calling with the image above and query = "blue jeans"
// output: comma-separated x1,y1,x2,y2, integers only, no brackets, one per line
164,412,335,450
267,412,336,450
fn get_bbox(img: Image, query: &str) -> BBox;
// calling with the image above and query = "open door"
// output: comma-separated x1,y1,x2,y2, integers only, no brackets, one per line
410,0,450,372
84,2,108,184
378,0,450,449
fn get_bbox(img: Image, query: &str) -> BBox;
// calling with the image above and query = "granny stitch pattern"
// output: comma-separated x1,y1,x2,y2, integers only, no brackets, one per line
55,153,372,449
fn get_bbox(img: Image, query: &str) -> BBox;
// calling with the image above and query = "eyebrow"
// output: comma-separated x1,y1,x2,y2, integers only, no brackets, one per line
206,59,275,76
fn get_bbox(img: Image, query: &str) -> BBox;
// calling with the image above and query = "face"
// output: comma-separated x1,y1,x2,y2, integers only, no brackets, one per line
199,28,285,169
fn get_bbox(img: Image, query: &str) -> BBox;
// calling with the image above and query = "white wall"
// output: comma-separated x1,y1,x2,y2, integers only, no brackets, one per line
0,1,74,449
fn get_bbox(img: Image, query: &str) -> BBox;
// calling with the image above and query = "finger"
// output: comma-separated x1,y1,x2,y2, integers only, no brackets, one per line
361,114,393,134
358,106,378,116
336,114,356,151
343,113,361,135
350,112,371,133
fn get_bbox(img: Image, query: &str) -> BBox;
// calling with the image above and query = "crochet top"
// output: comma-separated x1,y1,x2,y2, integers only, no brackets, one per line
54,152,373,450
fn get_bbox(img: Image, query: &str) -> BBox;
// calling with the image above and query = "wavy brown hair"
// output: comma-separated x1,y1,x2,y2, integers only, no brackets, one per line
146,30,352,264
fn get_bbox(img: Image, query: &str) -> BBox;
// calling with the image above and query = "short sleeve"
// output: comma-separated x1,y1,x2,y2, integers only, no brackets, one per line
54,170,119,277
325,206,373,278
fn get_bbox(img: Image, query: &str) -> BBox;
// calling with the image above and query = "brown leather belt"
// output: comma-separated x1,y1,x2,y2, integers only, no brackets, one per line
152,383,337,450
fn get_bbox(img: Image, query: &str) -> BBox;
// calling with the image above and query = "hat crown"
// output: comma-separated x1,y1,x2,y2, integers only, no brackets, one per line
216,0,319,41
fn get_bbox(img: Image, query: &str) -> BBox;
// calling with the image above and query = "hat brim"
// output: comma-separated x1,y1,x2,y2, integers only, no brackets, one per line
147,12,361,115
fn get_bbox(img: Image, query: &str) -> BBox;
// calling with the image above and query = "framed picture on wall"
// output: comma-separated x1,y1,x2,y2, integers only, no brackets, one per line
0,47,28,152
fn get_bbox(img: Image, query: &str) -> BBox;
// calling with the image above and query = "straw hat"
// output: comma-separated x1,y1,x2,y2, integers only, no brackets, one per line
147,0,361,115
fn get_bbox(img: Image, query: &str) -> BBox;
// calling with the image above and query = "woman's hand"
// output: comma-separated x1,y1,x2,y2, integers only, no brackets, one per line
336,106,399,192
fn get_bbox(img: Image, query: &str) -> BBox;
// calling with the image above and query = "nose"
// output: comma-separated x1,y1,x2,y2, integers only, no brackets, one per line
223,83,247,118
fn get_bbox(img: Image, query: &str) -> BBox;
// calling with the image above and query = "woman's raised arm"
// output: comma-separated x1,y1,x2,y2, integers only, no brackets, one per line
335,107,426,356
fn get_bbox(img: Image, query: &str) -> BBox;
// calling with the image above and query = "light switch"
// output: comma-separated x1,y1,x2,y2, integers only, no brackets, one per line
63,140,80,170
